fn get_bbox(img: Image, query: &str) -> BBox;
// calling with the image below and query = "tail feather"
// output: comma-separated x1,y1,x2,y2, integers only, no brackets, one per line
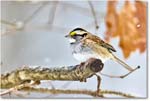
111,54,134,71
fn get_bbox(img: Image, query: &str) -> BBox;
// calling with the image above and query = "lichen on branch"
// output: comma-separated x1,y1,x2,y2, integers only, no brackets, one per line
1,58,103,89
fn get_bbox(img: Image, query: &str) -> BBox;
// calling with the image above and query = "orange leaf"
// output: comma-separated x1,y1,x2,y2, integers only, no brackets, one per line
105,1,147,58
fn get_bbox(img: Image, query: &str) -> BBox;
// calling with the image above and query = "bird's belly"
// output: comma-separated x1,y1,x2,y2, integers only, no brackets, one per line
73,52,108,63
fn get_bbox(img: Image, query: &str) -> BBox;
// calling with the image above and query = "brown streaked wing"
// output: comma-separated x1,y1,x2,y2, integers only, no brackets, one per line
82,34,116,52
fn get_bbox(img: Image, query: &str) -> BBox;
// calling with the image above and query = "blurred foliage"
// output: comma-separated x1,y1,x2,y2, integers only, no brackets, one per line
105,1,147,58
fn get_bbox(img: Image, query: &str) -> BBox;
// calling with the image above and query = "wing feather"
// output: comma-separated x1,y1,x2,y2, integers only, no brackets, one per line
81,34,116,53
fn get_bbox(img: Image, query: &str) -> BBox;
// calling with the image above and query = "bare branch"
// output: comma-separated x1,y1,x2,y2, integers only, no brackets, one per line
100,66,140,79
0,58,103,89
0,81,38,96
0,58,139,98
21,87,136,98
0,20,16,27
23,1,50,25
88,1,99,33
47,1,58,25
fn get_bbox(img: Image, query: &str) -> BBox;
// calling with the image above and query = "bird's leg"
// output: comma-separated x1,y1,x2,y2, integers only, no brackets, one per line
100,66,140,79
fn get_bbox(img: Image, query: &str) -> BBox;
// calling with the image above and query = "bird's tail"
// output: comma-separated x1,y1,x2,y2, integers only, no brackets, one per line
111,54,135,71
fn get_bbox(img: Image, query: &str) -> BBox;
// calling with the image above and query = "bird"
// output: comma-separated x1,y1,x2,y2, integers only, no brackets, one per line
65,27,140,72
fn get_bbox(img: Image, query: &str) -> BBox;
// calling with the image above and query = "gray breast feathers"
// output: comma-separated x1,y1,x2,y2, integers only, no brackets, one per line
71,42,93,54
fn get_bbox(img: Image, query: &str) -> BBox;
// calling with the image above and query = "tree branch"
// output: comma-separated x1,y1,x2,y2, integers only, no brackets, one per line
88,1,99,33
0,58,139,98
47,1,58,25
0,20,16,27
0,81,38,96
23,2,50,25
21,87,136,98
0,58,103,89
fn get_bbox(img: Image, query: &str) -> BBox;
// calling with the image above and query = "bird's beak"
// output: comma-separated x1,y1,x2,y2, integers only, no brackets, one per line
65,35,70,38
65,34,76,43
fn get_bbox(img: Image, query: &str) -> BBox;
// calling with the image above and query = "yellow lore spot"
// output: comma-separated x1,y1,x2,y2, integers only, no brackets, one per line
70,31,76,36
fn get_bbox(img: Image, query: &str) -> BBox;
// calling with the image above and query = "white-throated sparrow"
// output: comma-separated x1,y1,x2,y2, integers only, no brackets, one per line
65,28,139,72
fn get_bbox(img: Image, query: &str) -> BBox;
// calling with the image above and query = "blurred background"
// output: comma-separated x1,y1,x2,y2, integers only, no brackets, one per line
1,0,147,98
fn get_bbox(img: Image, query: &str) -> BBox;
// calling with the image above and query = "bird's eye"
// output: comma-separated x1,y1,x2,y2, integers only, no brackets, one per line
70,31,76,36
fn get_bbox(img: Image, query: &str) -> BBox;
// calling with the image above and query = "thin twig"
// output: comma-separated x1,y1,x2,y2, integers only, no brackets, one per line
61,2,102,18
1,20,16,27
1,2,49,36
95,74,101,94
88,1,99,33
23,1,49,25
100,90,136,98
0,81,38,96
100,66,140,79
21,87,136,98
47,1,58,25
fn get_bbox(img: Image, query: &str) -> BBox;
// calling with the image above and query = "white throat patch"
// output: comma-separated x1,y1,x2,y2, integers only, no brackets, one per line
69,38,76,43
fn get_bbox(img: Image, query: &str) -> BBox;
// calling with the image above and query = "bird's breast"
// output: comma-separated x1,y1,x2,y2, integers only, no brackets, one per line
71,43,109,62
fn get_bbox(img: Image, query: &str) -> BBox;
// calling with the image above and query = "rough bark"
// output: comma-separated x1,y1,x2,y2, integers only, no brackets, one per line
1,58,103,89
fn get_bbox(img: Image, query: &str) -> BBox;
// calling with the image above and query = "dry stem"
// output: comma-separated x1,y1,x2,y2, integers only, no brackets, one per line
21,87,136,98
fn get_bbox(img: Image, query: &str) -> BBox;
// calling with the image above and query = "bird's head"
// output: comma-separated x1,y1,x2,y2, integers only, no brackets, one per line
65,28,88,44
